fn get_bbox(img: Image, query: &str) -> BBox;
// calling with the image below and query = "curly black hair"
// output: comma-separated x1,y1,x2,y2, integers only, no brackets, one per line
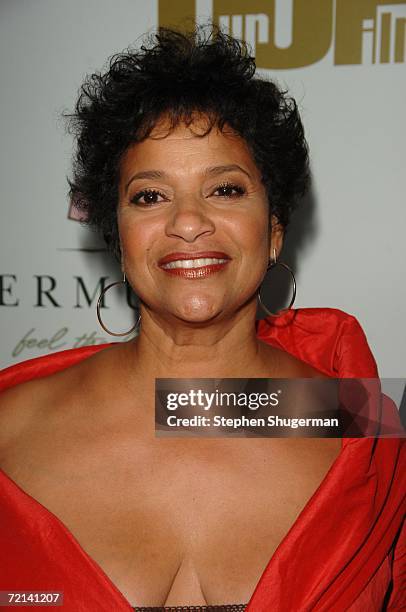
67,26,309,261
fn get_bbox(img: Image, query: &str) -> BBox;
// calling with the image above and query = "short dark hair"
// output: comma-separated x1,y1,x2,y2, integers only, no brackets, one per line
67,26,310,260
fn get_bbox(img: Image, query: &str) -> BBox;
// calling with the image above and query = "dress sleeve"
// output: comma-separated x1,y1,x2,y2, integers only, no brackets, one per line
332,312,378,377
256,307,379,378
387,518,406,609
0,343,112,392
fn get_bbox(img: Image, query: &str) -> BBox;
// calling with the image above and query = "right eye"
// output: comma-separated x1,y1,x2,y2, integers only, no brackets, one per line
130,189,167,206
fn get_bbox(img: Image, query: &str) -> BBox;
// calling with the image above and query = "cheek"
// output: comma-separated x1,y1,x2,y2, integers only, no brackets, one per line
118,219,154,298
228,211,269,256
118,216,151,263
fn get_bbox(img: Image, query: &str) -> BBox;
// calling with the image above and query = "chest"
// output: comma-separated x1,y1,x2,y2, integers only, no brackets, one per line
2,433,342,606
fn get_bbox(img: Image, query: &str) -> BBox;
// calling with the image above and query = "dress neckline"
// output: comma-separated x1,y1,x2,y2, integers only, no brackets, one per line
0,436,346,610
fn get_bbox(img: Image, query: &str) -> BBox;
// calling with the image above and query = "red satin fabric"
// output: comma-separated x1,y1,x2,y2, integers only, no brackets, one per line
0,308,404,611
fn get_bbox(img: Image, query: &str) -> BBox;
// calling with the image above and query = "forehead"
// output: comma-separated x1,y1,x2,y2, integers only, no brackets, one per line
119,117,260,180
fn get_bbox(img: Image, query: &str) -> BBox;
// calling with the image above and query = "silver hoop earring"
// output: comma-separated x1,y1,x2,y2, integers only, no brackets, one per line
96,273,141,337
257,249,296,318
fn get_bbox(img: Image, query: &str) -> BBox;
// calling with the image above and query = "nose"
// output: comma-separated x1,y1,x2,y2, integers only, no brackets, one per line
165,195,215,243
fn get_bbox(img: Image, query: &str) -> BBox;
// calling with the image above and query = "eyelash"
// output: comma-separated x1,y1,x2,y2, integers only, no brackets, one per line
214,182,246,198
130,189,167,206
129,182,246,206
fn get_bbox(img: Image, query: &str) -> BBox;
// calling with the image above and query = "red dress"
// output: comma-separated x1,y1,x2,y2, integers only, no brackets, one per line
0,308,404,611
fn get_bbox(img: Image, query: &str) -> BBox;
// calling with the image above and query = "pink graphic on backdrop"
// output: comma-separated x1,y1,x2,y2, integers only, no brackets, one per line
68,197,88,221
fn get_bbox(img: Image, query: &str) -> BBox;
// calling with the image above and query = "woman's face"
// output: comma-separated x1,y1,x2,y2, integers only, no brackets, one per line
117,116,283,325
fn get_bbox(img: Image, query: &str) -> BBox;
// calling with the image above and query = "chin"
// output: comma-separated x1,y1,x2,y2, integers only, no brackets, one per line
170,296,221,324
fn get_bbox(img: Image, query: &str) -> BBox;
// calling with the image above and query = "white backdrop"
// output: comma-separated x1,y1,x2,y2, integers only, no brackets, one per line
0,0,405,378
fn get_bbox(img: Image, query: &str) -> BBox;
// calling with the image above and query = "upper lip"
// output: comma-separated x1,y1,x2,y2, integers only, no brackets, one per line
158,251,231,266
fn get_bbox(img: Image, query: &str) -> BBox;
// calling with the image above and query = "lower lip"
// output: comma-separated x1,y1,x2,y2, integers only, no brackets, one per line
159,261,230,279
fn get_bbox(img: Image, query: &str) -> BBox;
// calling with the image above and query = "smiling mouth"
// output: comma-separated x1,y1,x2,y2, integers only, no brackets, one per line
161,257,229,269
158,256,231,279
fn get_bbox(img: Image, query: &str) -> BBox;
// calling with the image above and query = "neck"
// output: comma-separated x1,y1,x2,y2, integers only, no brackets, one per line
124,301,272,380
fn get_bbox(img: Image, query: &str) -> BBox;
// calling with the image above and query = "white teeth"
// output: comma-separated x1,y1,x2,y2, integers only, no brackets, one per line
162,258,228,269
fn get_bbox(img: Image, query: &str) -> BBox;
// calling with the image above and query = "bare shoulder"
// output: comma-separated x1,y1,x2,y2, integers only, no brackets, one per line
259,340,329,378
284,352,327,378
0,344,126,455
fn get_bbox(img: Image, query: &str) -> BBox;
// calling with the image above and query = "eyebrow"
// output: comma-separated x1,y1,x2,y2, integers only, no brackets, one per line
125,170,165,192
124,164,252,193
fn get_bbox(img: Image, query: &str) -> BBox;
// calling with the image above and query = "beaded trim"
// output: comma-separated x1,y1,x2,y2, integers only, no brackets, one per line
134,605,247,611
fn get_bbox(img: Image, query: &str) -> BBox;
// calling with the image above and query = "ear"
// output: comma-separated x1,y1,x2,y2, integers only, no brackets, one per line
269,215,284,261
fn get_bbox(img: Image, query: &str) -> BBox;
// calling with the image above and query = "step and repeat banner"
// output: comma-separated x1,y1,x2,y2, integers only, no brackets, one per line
1,0,405,377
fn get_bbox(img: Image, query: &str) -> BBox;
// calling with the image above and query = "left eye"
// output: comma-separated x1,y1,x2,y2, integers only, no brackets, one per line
212,183,245,198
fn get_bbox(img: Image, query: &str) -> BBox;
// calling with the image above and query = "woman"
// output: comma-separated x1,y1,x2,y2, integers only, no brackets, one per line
0,27,404,611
